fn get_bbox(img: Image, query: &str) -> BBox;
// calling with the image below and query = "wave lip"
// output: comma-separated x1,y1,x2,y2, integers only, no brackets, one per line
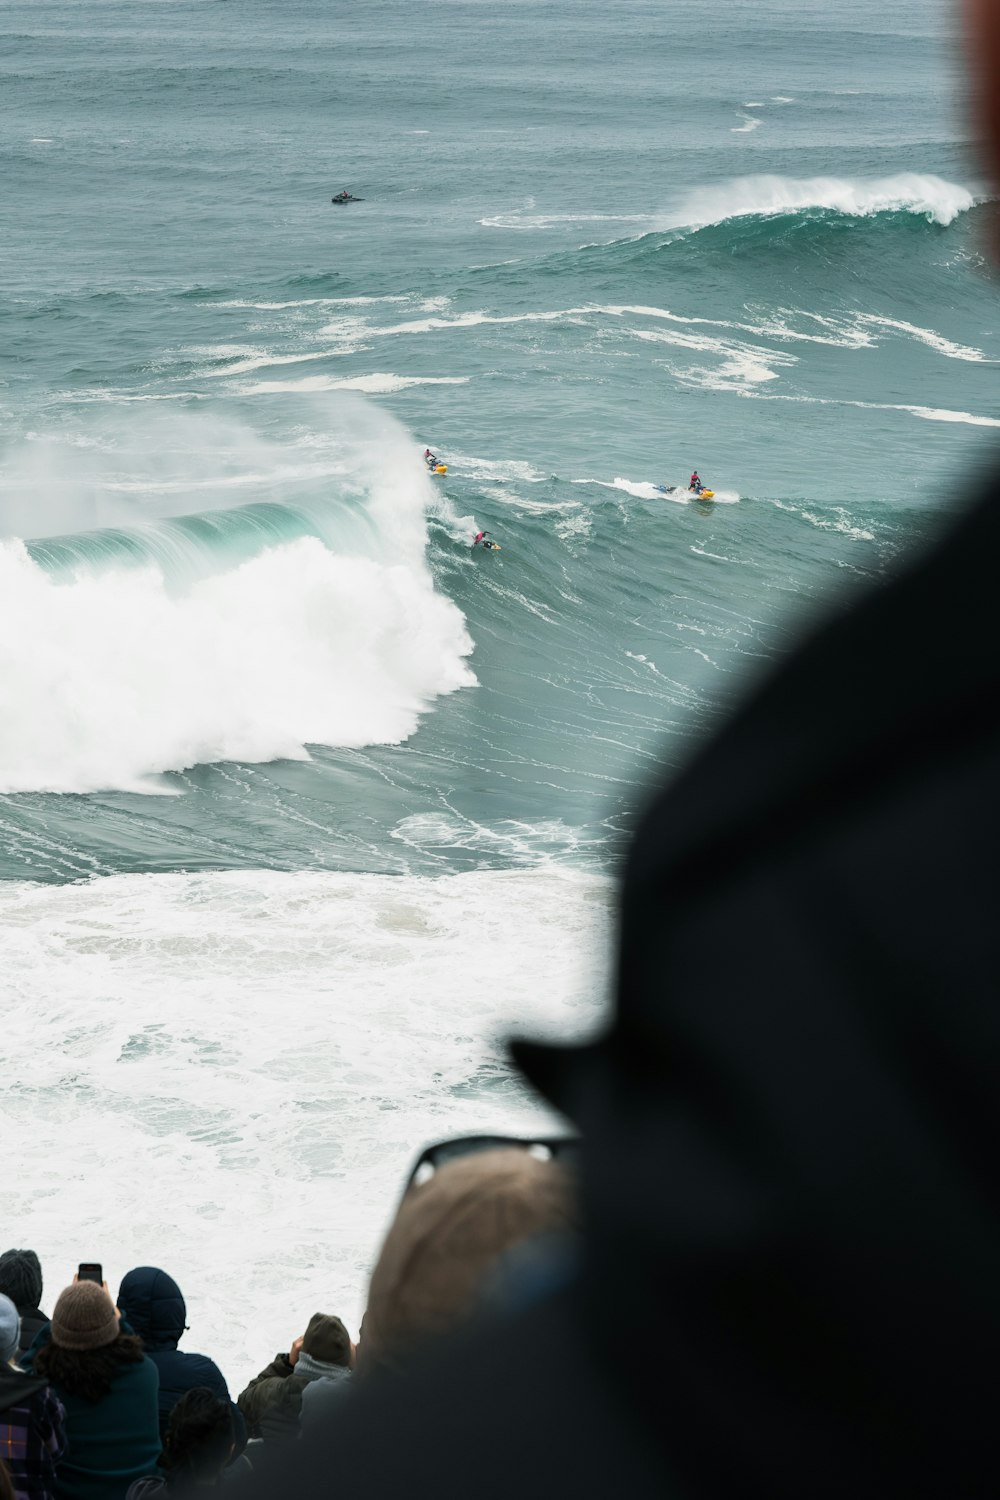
672,173,979,230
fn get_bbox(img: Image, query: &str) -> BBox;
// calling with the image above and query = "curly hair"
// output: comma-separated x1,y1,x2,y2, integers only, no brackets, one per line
162,1388,234,1484
34,1333,146,1402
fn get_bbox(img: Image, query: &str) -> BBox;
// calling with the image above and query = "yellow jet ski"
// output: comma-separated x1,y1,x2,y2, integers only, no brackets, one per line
654,484,715,500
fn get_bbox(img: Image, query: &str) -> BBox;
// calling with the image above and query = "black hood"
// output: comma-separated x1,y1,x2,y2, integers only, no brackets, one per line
0,1250,42,1313
0,1364,48,1415
117,1266,186,1349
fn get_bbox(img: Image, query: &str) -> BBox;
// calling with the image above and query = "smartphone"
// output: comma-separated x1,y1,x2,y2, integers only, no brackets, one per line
77,1263,103,1285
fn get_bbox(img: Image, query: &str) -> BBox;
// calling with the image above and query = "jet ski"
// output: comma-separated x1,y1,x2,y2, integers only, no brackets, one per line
331,193,363,204
429,463,447,474
654,484,715,500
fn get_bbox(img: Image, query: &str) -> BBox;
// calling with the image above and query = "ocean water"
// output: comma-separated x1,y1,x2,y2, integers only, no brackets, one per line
0,0,990,1377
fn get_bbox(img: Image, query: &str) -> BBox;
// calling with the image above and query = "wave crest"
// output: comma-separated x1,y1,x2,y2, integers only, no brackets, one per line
673,173,978,231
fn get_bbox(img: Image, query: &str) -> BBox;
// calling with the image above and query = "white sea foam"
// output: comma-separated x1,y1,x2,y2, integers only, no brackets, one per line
632,326,797,389
215,295,411,311
770,499,875,542
337,308,592,339
673,173,979,228
891,404,1000,427
611,479,687,504
241,374,470,395
99,460,347,494
0,409,354,533
609,478,739,506
554,511,593,540
602,303,874,351
478,211,651,230
853,314,990,363
444,453,551,484
732,116,762,134
1,864,612,1377
735,389,1000,429
195,348,336,378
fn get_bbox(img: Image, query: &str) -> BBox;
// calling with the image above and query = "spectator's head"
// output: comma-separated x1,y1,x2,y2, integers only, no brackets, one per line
964,0,1000,263
162,1388,234,1485
964,1,1000,176
117,1267,186,1349
51,1281,120,1353
300,1313,352,1369
36,1281,143,1400
359,1146,575,1377
0,1250,42,1314
0,1294,21,1366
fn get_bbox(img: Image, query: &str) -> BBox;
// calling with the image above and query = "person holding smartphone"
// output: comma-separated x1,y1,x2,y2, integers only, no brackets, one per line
21,1279,159,1500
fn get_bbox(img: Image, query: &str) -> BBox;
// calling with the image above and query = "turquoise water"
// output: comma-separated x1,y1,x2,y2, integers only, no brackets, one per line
0,0,990,879
2,0,995,1370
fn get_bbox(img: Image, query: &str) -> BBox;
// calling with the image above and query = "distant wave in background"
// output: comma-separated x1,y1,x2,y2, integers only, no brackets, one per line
670,172,979,228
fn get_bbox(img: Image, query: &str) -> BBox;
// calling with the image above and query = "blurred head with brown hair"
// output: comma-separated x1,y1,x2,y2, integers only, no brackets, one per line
359,1148,576,1378
963,0,1000,243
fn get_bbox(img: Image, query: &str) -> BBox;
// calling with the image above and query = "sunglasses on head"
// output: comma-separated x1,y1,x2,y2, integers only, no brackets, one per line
402,1132,580,1196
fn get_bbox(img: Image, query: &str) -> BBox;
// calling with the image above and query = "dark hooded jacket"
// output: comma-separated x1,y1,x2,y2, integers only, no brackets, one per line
0,1253,48,1360
115,1271,244,1451
238,482,1000,1500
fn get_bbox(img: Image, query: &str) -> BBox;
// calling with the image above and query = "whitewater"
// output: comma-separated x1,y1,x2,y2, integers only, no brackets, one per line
1,0,990,1382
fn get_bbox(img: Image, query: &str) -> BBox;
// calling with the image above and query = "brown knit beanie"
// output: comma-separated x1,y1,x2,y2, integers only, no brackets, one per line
301,1312,351,1366
51,1282,120,1352
361,1148,575,1375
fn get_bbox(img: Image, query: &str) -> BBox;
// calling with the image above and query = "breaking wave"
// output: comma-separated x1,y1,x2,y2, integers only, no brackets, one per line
0,404,475,795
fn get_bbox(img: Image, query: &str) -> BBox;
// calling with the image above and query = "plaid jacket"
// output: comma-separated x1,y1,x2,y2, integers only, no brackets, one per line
0,1383,67,1500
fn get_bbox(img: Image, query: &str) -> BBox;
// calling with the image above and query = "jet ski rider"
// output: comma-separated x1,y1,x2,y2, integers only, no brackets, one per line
689,470,704,494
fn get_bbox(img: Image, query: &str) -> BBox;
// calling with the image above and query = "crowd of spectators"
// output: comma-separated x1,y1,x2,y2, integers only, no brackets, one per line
0,1143,576,1500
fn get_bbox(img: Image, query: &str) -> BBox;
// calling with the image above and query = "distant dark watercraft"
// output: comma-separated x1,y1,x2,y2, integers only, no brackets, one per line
331,192,363,204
